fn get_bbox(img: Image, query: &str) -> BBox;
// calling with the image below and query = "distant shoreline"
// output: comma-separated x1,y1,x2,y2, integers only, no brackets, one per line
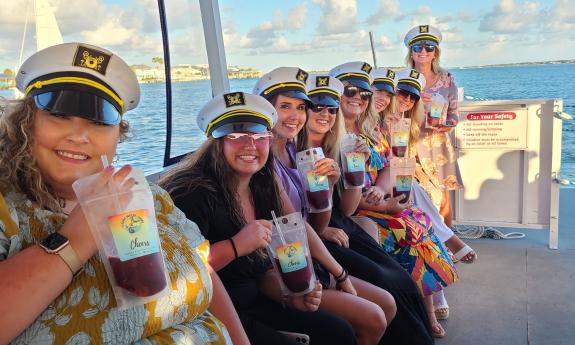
451,59,575,70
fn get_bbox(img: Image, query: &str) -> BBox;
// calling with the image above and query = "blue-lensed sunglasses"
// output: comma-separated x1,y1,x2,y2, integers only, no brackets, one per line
411,42,437,53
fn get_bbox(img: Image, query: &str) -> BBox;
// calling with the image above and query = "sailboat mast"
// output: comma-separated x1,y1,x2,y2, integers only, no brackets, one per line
16,0,31,73
369,31,377,68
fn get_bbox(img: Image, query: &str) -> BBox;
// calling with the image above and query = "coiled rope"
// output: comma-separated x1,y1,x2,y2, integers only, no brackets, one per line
453,225,526,240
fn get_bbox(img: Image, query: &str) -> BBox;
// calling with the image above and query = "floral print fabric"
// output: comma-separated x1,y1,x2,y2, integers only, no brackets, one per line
417,72,463,206
0,185,231,345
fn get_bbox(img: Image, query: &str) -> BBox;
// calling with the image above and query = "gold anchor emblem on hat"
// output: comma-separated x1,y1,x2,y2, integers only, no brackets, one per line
419,25,429,33
386,70,395,79
316,76,329,87
82,51,105,70
224,92,245,107
361,63,372,73
296,69,309,82
73,45,111,75
410,70,420,79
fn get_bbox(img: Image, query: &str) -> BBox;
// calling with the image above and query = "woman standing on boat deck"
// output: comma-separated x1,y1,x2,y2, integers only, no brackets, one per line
0,43,243,344
403,24,464,229
332,61,458,338
297,73,435,345
252,67,397,345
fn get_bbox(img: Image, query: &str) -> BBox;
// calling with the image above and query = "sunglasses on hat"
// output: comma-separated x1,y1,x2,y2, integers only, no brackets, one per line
343,86,372,101
411,42,437,53
310,104,338,115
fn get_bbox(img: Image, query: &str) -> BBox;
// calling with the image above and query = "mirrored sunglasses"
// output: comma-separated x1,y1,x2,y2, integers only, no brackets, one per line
310,104,339,115
343,86,372,101
224,132,273,147
411,42,437,53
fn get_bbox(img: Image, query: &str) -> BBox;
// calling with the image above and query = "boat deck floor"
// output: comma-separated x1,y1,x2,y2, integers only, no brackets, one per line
438,188,575,345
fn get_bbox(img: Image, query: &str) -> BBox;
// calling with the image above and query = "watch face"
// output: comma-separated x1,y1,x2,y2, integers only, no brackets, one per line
41,233,69,251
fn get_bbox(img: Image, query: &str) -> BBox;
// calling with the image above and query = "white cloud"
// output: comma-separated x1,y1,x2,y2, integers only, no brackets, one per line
479,0,540,34
80,21,136,46
313,0,357,35
365,0,400,26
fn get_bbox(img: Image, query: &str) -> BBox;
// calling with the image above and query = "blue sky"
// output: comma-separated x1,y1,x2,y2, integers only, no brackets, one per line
1,0,573,72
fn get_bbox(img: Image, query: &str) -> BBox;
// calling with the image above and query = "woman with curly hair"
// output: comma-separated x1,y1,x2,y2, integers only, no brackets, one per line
0,43,244,345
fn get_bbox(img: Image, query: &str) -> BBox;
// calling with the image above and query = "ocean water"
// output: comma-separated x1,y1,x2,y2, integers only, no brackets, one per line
1,64,574,181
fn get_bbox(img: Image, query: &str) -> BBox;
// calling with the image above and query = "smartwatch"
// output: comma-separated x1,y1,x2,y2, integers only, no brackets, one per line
39,233,84,276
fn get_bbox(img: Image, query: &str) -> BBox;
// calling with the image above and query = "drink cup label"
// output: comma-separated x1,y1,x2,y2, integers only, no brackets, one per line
108,209,160,261
395,175,413,192
345,152,365,173
430,103,443,118
276,242,307,273
392,131,409,147
306,172,329,192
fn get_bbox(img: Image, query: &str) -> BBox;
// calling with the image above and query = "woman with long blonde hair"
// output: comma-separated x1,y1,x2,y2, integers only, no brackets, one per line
404,24,465,230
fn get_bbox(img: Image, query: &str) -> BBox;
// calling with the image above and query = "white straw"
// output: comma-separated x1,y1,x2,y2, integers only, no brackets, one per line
271,210,286,245
101,155,109,169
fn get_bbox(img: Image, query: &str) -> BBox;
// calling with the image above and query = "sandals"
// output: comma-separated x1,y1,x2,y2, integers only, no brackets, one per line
434,307,449,320
431,321,446,338
453,244,478,264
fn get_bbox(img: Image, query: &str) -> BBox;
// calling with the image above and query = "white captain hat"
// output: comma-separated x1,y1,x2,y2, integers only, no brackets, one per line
329,61,373,92
404,25,442,47
396,68,426,99
253,67,311,103
306,75,344,108
16,42,140,125
197,92,277,138
370,68,397,95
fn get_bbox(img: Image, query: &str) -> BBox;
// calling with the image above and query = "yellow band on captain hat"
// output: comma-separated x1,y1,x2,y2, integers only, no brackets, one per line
25,76,125,113
307,88,341,99
263,82,306,96
398,79,422,92
372,78,394,84
408,34,440,45
335,72,371,82
205,109,273,135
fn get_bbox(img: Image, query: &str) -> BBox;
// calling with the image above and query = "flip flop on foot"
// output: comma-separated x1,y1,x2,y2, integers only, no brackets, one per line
454,244,477,264
431,321,446,338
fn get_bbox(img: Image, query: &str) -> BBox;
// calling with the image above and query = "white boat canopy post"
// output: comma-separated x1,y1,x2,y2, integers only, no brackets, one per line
199,0,230,96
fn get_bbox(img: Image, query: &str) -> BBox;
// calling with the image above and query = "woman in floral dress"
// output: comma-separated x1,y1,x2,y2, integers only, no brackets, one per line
0,43,242,345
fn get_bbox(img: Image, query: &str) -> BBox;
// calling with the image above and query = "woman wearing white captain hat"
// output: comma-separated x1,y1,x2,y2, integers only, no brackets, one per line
0,43,240,344
404,24,464,232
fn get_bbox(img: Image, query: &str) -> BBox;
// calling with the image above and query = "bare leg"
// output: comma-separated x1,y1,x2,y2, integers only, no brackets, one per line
440,190,452,228
424,294,445,338
321,276,395,345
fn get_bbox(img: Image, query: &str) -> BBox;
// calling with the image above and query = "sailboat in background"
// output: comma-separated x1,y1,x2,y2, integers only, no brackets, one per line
13,0,63,98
